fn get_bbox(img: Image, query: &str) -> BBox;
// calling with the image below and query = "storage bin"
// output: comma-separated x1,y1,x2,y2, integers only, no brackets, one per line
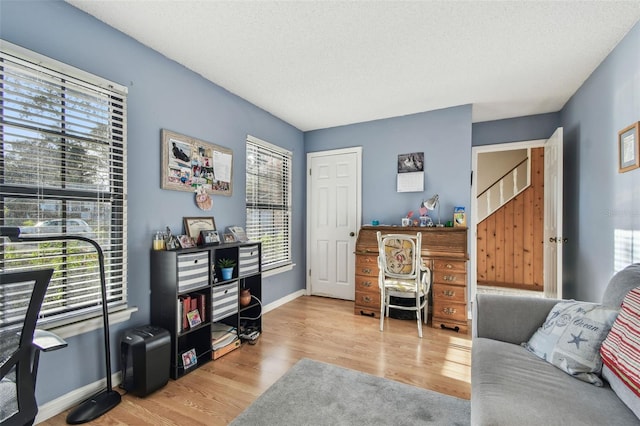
212,281,238,321
238,244,260,276
177,251,209,292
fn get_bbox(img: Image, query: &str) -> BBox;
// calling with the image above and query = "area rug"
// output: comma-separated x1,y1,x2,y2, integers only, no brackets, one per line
230,358,470,426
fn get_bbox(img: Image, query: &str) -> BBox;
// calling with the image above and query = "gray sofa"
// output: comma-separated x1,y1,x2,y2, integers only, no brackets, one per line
472,264,640,425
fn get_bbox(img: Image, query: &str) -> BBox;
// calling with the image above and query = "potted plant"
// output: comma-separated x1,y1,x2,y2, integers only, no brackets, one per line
217,258,236,281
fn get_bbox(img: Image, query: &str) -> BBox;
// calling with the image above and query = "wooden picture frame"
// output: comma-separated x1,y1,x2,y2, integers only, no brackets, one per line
618,122,640,173
183,216,216,240
161,129,233,195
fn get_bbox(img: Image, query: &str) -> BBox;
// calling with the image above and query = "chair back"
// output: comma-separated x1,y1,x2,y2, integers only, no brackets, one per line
1,269,54,426
377,232,422,281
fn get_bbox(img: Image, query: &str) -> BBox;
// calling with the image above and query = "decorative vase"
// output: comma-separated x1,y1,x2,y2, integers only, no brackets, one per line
221,267,233,281
240,289,251,307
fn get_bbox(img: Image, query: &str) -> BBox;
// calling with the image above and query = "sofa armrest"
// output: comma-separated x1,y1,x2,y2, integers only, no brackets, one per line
473,294,559,344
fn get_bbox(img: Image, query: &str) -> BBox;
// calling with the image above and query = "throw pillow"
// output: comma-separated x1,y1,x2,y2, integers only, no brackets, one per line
600,287,640,415
522,300,619,385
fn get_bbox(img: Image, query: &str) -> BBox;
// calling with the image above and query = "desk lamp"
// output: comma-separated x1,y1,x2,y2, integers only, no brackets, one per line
0,227,121,424
423,194,443,227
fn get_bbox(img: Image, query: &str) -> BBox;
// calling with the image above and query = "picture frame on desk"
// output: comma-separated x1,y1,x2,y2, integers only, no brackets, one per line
227,226,248,242
200,229,220,246
223,233,236,243
177,234,196,248
183,216,216,240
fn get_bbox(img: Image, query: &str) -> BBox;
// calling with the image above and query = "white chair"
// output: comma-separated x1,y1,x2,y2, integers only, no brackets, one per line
377,231,431,338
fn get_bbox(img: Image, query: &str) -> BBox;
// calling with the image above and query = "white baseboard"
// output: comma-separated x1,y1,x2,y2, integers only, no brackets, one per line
262,289,306,314
35,290,306,423
35,372,121,424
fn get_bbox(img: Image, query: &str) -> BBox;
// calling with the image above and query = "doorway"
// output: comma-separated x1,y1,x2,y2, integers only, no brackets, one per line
306,147,362,300
470,128,563,302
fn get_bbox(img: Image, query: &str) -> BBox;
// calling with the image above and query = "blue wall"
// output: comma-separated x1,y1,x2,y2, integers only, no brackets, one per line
2,0,639,413
306,105,473,226
472,112,561,146
561,20,640,302
1,0,306,404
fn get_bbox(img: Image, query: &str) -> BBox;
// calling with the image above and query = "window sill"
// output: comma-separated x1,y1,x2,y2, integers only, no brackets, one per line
48,307,139,340
263,263,296,278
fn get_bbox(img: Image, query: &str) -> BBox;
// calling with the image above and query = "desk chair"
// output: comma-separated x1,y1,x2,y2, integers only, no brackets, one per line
377,231,431,338
1,269,67,426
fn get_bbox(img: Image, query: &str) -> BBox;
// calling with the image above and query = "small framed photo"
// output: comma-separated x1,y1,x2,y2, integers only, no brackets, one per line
178,235,196,248
181,348,198,370
227,226,248,242
183,216,216,240
166,235,180,250
200,229,220,246
186,309,202,328
619,122,640,173
223,233,236,243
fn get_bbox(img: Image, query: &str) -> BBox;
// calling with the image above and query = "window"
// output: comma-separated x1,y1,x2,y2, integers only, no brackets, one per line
246,135,292,271
0,41,127,328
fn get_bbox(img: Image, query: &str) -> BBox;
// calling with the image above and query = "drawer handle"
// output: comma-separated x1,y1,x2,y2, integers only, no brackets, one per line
362,281,372,287
443,307,457,315
362,268,372,274
446,263,453,269
194,259,198,264
364,257,374,263
444,275,456,281
363,296,372,303
443,290,455,297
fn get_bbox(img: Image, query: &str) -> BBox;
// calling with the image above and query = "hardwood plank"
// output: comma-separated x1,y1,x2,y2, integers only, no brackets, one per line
477,218,487,281
504,201,515,284
532,148,545,289
486,214,496,283
39,296,472,426
523,187,534,286
513,194,524,284
494,208,505,283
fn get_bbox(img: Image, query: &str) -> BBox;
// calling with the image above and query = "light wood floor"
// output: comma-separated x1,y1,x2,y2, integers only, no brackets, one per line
40,295,471,425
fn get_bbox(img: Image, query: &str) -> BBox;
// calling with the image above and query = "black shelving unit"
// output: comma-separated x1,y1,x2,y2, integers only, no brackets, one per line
150,242,262,379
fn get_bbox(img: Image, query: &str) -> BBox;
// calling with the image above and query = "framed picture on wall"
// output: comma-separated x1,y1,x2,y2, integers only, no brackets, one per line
618,122,640,173
161,129,233,195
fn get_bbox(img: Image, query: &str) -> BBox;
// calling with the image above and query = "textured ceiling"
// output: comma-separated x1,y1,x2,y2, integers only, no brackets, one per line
65,0,640,131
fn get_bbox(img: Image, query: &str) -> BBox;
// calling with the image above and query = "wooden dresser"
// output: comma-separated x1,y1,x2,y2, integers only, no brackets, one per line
354,225,469,333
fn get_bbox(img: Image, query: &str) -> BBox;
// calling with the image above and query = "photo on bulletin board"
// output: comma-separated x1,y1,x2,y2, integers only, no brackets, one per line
161,129,233,196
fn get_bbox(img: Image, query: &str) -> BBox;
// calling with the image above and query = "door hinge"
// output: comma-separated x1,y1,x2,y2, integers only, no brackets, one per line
308,269,311,276
309,168,312,176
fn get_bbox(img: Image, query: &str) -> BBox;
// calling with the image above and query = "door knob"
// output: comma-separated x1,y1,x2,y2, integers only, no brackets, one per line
350,232,355,237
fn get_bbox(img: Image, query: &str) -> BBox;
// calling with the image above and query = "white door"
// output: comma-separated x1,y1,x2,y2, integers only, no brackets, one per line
307,147,362,300
543,127,564,299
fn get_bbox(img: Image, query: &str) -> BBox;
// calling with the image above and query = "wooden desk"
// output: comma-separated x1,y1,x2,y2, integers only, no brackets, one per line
354,225,469,333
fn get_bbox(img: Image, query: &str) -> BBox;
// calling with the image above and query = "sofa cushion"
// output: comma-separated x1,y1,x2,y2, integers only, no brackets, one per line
602,263,640,307
601,286,640,417
472,338,639,425
522,300,618,385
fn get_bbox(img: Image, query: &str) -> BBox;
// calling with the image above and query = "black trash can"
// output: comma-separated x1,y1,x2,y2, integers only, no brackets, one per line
120,325,170,397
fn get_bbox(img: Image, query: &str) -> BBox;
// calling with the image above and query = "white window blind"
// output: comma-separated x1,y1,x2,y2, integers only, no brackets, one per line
0,41,128,328
246,136,292,271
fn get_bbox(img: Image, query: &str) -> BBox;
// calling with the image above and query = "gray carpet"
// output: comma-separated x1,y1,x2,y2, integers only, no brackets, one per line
230,358,470,426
